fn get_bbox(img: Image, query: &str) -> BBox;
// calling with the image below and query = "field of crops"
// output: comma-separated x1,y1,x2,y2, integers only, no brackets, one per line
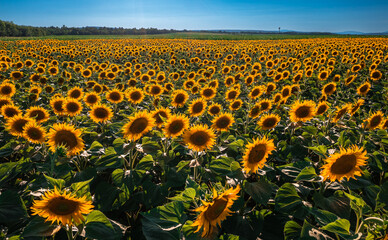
0,38,387,240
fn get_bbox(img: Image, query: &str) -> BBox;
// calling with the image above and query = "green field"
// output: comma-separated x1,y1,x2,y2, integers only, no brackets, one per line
1,31,387,41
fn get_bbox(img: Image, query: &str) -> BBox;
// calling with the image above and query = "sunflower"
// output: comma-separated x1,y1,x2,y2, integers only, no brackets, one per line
23,121,46,144
191,185,241,238
171,89,189,108
47,123,85,155
83,92,101,107
249,86,264,100
106,89,124,104
249,104,261,118
332,74,341,82
212,112,235,132
31,188,93,226
320,145,367,182
64,99,83,117
344,75,357,85
122,111,155,141
365,111,384,130
229,99,242,111
0,96,12,109
289,100,316,122
26,106,50,123
370,70,382,81
5,115,34,137
293,73,303,83
318,71,329,81
90,103,113,123
50,97,67,116
201,87,216,100
151,107,171,127
225,89,240,102
163,114,189,138
126,88,144,104
1,104,21,119
189,98,207,117
208,103,222,116
357,82,371,96
148,84,163,97
243,136,275,174
48,67,59,76
266,82,276,95
315,101,329,115
11,71,23,80
81,69,92,78
332,104,351,123
322,82,336,96
0,82,16,98
68,87,84,100
258,113,280,130
183,124,216,152
281,86,292,98
349,99,364,116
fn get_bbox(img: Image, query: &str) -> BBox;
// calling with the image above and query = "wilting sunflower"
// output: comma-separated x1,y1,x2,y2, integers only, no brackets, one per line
106,89,124,104
183,124,216,152
47,123,85,155
126,88,144,104
0,82,16,98
320,145,367,182
357,82,371,96
50,97,67,116
243,136,275,174
5,115,34,137
64,99,83,117
1,104,21,119
315,101,329,115
229,99,242,111
370,70,382,81
332,104,351,123
349,99,364,116
258,113,280,130
151,107,171,127
191,185,241,238
365,111,384,130
201,87,216,100
212,112,235,132
208,103,222,116
26,106,50,123
23,121,46,144
171,89,189,108
90,103,113,123
163,114,189,138
122,111,155,141
322,82,336,96
68,87,84,100
31,188,93,226
189,98,207,117
289,100,316,122
83,92,101,107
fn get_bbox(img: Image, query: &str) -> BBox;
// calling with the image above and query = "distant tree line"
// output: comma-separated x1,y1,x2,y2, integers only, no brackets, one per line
0,20,178,37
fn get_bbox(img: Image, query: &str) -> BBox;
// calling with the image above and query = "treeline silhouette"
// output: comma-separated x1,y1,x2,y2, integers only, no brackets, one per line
0,20,178,37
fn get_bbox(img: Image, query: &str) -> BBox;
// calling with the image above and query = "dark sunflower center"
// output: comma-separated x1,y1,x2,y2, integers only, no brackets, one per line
94,107,109,119
210,106,220,115
216,116,230,129
48,197,78,216
336,108,348,119
262,118,276,128
29,110,45,121
12,72,22,78
232,102,241,109
330,154,357,175
320,72,327,79
251,89,260,97
189,131,209,146
370,116,382,128
317,105,327,115
282,89,290,97
168,120,184,134
359,85,368,93
248,144,266,164
192,102,204,114
70,90,81,99
86,95,98,104
203,89,214,97
109,92,121,101
324,85,334,93
4,108,18,118
372,72,381,79
129,117,148,134
54,101,64,112
250,106,260,117
295,106,311,118
13,119,28,133
27,127,43,140
66,102,80,113
1,86,12,95
54,130,78,149
154,111,167,125
130,91,142,101
174,94,185,104
151,86,161,95
0,99,10,108
205,197,228,220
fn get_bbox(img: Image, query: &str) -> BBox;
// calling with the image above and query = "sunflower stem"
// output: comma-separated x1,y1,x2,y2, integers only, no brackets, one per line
65,225,74,240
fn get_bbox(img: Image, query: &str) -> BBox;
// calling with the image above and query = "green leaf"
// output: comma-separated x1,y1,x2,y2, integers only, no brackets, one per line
135,155,154,172
309,208,339,226
21,216,61,237
243,178,273,205
209,157,241,176
284,221,301,240
313,191,351,219
307,145,327,157
275,183,303,213
44,174,65,189
169,188,196,202
85,210,119,240
71,178,93,197
321,219,350,236
295,166,318,181
376,181,388,210
0,190,27,224
89,141,103,151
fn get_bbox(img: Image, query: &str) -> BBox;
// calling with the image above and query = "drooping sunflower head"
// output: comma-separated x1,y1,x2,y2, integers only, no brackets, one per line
23,121,46,144
64,99,83,117
31,188,93,226
171,89,189,108
163,114,189,138
26,106,50,123
191,185,241,238
243,136,275,174
258,113,280,130
289,100,316,122
183,124,216,152
348,99,364,116
212,112,235,132
47,123,85,156
122,111,155,141
344,74,357,85
189,98,207,117
106,89,124,104
320,145,367,182
90,103,113,123
151,107,171,127
6,115,34,137
365,111,384,130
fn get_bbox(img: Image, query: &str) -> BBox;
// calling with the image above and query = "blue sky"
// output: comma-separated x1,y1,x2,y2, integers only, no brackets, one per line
0,0,387,32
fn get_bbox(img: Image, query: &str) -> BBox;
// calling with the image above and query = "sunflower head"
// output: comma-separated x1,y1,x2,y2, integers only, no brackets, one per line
23,121,46,144
152,107,171,127
258,113,280,130
357,82,371,96
189,98,207,117
26,106,50,123
332,104,351,123
163,114,189,138
126,88,144,104
171,90,189,108
0,82,16,98
243,137,275,174
90,103,113,123
68,87,84,100
122,111,155,141
320,145,367,182
183,124,216,152
365,111,384,130
212,112,235,132
64,99,83,117
6,115,34,137
1,104,21,119
208,103,222,116
315,101,329,115
83,92,101,107
106,89,124,104
289,100,316,122
47,123,85,156
50,97,67,116
322,82,336,96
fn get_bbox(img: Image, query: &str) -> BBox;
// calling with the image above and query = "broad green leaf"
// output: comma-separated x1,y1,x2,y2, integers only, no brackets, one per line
85,210,119,240
275,183,303,213
21,216,61,237
321,219,350,236
295,166,318,181
243,178,272,205
284,221,301,240
0,190,27,224
44,174,65,189
71,178,93,197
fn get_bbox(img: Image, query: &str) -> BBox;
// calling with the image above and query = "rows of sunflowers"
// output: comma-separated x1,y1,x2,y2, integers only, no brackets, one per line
0,38,387,239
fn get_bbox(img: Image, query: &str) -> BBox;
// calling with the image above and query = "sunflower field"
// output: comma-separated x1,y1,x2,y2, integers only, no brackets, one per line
0,38,388,240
